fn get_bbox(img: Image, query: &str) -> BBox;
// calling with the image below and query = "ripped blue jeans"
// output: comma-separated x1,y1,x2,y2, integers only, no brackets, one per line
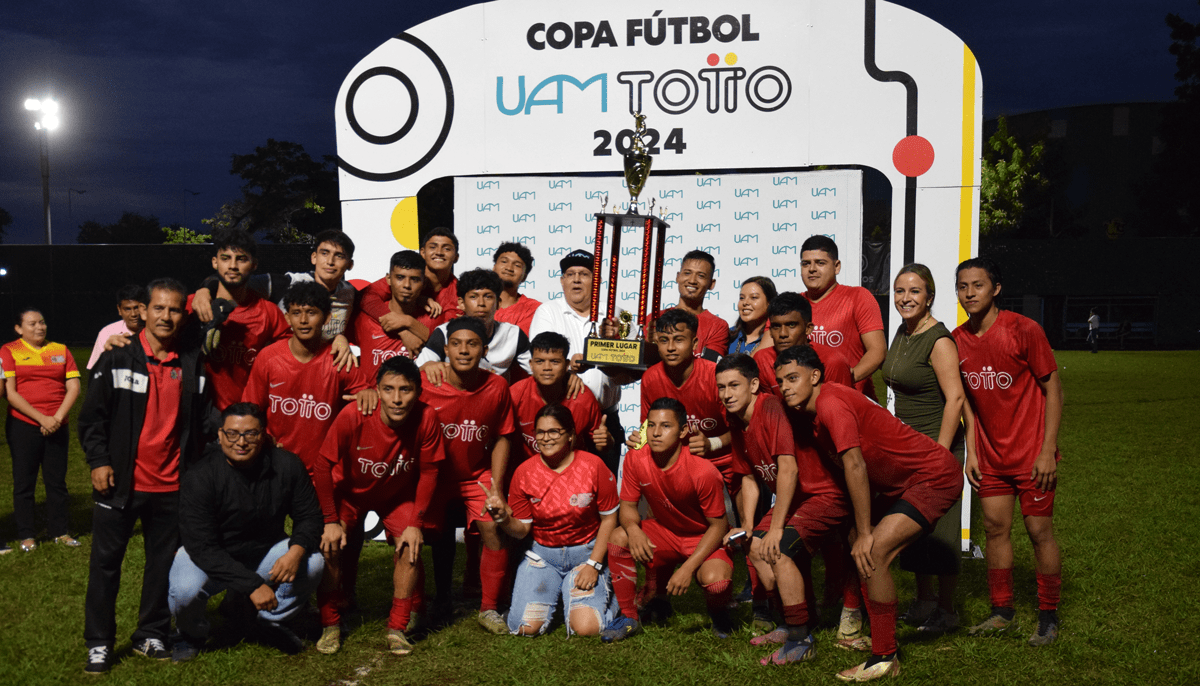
506,539,615,636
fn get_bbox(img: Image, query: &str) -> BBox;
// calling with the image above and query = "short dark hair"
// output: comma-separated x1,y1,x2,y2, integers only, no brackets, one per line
447,316,488,343
221,402,266,427
654,308,699,335
424,226,459,251
534,403,576,437
146,277,188,302
775,345,824,383
457,268,503,298
800,235,838,260
768,291,812,323
494,241,534,271
282,282,332,315
211,227,258,260
715,352,760,382
955,256,1003,289
377,355,422,391
681,250,715,271
117,284,149,305
648,397,688,426
531,331,570,357
313,229,355,259
14,307,41,327
390,250,426,273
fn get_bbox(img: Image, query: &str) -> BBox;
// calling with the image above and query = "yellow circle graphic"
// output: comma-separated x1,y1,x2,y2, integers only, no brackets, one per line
390,196,420,248
725,53,738,66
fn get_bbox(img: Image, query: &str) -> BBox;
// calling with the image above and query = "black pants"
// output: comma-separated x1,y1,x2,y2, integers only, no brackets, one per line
84,491,180,648
6,414,70,540
599,407,627,478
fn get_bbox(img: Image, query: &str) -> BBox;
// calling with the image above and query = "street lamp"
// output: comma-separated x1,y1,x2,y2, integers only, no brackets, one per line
25,97,60,245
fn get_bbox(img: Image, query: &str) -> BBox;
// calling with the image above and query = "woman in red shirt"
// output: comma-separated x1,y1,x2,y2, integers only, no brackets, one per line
482,404,619,637
1,308,82,552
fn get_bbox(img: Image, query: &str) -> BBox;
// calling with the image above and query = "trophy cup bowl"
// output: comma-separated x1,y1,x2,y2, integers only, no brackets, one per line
623,151,653,213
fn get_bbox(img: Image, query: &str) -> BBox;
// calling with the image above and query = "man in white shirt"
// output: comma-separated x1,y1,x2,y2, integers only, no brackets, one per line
1087,308,1100,354
529,249,628,473
416,268,532,381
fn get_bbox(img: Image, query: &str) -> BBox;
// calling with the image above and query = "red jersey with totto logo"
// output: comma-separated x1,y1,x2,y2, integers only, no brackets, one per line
133,331,183,492
620,445,726,537
753,343,853,397
495,294,542,335
639,357,733,481
729,393,796,502
315,402,444,527
241,339,371,472
953,310,1061,476
509,376,603,461
811,382,960,500
508,450,618,548
348,308,439,385
360,277,461,325
0,339,80,426
804,284,883,398
420,370,517,482
188,291,289,410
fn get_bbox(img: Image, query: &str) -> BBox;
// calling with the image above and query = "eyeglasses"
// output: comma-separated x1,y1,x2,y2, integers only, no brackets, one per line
220,429,264,442
534,428,568,439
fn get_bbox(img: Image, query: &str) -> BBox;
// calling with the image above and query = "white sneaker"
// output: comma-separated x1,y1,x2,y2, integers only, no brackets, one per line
838,606,864,640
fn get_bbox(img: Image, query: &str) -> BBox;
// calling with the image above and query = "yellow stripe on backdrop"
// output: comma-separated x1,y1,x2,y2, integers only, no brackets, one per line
957,45,977,326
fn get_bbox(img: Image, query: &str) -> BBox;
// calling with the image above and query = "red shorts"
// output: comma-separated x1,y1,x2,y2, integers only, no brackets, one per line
978,472,1055,517
755,493,851,553
426,473,495,532
339,500,416,538
641,518,732,570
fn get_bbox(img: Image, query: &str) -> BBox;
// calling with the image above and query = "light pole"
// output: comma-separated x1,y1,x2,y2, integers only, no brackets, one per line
24,97,60,245
68,188,87,221
182,189,200,227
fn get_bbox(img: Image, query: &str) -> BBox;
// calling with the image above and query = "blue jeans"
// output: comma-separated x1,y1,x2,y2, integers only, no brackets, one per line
168,539,324,640
507,539,615,636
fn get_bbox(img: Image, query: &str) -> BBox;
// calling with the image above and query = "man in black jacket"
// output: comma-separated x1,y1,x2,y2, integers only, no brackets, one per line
78,277,212,674
168,402,325,663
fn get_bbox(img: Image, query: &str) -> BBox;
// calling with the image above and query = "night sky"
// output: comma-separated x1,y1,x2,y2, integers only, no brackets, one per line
0,0,1185,245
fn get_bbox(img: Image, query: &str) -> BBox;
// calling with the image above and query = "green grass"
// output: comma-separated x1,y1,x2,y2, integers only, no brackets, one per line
1,349,1198,684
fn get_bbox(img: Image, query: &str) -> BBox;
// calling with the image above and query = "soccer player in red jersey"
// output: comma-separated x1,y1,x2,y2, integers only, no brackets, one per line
482,405,619,636
420,317,518,634
491,242,541,335
311,356,443,655
187,229,290,410
717,353,853,666
627,309,734,488
509,332,607,461
359,228,463,326
800,235,886,400
349,251,440,382
655,250,729,357
602,398,733,642
241,283,377,477
776,345,961,681
953,257,1063,646
754,292,854,396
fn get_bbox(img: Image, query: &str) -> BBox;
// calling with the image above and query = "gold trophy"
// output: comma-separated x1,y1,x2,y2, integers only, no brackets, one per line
623,112,653,213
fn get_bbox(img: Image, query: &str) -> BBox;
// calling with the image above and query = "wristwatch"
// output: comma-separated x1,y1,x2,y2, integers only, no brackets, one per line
585,559,604,572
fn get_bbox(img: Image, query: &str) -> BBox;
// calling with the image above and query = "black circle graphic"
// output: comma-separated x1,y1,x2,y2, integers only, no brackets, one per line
345,67,419,145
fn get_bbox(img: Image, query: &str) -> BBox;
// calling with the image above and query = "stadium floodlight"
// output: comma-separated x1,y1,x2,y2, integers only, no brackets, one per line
25,96,60,244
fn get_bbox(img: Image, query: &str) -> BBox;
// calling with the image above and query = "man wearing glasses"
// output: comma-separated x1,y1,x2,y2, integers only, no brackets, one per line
168,403,325,662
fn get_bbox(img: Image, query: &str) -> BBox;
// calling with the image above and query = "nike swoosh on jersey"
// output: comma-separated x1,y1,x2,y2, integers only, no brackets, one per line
356,445,375,451
270,381,285,388
1032,494,1049,502
373,334,387,339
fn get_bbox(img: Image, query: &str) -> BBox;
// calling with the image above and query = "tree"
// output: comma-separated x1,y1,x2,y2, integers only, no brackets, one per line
161,224,211,244
0,207,11,243
218,139,340,243
76,212,166,244
979,116,1048,237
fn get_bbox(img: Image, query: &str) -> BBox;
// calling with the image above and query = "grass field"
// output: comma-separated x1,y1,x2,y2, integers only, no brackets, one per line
1,349,1197,685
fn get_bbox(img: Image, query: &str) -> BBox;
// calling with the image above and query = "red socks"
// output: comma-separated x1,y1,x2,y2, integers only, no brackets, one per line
782,602,810,628
317,588,342,628
1037,572,1061,611
865,598,898,657
608,543,640,619
702,578,732,613
388,596,413,631
988,567,1015,609
479,546,509,612
747,561,766,602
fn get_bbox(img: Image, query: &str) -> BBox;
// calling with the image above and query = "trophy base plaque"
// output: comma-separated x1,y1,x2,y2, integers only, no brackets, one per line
583,336,648,370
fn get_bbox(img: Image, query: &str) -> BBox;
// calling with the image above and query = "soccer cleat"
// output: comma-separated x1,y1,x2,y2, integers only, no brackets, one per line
835,656,901,682
639,596,674,624
750,625,788,646
917,608,959,633
1028,614,1059,647
171,638,201,664
316,626,342,654
55,534,82,548
84,645,112,674
835,636,873,652
899,599,936,627
19,539,37,552
968,612,1019,637
710,610,735,639
477,609,508,635
837,606,864,640
386,629,414,655
132,638,171,660
751,611,777,635
600,615,643,643
760,634,816,665
256,619,305,655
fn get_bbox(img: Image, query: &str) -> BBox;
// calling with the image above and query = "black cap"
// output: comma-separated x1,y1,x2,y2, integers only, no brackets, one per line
559,249,594,273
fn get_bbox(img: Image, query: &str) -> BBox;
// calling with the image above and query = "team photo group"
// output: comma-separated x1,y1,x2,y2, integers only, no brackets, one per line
1,225,1062,682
